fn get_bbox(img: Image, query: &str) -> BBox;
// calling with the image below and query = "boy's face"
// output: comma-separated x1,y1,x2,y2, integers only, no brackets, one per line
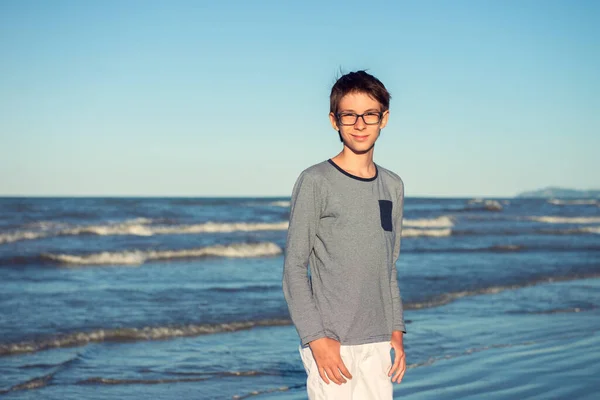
329,91,389,154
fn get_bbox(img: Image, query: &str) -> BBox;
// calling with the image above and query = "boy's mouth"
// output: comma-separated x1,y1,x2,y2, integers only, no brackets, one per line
352,135,369,141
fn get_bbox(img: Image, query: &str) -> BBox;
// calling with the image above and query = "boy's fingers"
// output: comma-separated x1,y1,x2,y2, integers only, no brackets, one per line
399,357,407,382
319,367,330,384
330,367,346,384
392,368,400,382
393,366,405,383
398,367,406,382
388,357,400,377
339,361,353,380
325,367,343,385
392,356,406,383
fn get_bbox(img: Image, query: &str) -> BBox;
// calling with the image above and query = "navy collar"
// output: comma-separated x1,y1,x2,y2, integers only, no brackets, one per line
327,159,378,182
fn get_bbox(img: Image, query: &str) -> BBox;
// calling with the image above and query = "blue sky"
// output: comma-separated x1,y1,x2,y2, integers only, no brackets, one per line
1,0,598,197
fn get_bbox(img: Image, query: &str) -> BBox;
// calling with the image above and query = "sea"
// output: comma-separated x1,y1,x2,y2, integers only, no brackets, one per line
1,196,599,399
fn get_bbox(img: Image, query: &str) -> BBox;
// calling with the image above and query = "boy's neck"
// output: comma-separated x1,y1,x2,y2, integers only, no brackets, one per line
331,147,376,179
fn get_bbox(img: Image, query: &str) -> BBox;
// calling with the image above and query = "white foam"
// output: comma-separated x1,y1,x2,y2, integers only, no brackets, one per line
580,226,600,235
268,201,291,208
0,220,75,244
0,231,48,244
548,199,598,206
151,221,289,234
0,218,152,244
42,242,283,266
0,220,290,245
70,221,290,236
44,251,148,266
404,216,454,228
530,216,600,224
0,319,291,356
467,198,503,211
62,223,155,237
468,197,484,203
402,228,452,237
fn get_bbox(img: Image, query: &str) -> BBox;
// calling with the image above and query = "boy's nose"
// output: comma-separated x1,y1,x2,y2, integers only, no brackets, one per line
354,116,366,130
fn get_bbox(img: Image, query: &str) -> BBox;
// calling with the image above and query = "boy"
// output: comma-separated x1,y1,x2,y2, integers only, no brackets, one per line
282,70,407,399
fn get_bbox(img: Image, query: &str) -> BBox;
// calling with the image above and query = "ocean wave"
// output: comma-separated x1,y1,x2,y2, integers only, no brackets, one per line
415,244,524,253
488,244,523,252
233,384,304,400
78,370,281,386
0,220,290,245
3,273,599,357
15,240,595,268
0,218,152,244
0,372,54,394
507,305,596,315
76,373,306,400
268,201,291,208
413,243,600,254
0,230,48,245
406,339,540,370
59,217,156,236
2,217,457,246
23,239,598,268
0,319,291,357
79,376,210,385
466,198,504,211
21,220,72,230
581,226,600,234
450,226,600,237
403,228,452,237
406,272,600,310
529,216,600,224
0,356,78,394
540,226,600,235
41,242,283,266
61,220,289,236
404,216,454,228
244,200,291,208
548,199,598,206
208,284,282,293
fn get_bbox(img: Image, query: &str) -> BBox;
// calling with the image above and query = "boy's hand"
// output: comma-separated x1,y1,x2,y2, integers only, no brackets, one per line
308,337,353,385
389,330,406,383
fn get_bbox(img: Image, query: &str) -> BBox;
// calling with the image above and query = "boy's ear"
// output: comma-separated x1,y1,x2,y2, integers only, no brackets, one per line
329,112,340,131
380,110,390,129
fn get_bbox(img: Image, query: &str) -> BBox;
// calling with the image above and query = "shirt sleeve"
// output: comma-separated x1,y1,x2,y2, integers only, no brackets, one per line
282,171,326,346
391,182,407,333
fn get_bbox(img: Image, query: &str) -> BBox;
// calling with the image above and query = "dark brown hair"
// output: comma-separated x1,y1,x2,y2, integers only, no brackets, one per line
329,70,391,114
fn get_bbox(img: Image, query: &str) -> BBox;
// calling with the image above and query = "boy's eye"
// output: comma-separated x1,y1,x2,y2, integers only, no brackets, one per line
363,112,382,123
338,113,358,124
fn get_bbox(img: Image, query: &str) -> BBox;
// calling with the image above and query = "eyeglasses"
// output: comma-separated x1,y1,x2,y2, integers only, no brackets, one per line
335,111,383,126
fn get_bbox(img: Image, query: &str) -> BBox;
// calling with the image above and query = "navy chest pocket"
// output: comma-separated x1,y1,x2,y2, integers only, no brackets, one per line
378,200,393,232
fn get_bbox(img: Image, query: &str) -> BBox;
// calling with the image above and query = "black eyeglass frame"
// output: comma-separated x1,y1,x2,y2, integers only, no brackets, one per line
335,111,384,126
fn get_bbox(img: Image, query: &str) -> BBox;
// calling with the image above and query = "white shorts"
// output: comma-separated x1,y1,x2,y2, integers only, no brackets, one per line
299,341,393,400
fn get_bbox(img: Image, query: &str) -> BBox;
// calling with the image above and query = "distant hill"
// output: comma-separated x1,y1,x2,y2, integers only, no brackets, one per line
516,187,600,198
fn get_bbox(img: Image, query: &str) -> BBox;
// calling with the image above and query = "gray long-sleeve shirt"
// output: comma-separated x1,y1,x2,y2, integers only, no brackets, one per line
282,159,406,347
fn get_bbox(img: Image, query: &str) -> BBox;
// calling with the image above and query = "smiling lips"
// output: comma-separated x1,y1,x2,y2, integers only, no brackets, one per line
352,134,369,141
